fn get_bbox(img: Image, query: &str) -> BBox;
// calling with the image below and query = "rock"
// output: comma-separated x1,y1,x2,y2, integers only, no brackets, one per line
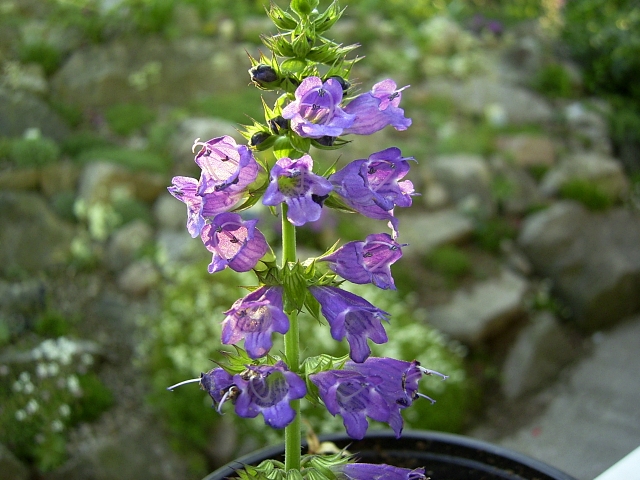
518,201,640,330
39,160,82,197
105,220,154,272
170,117,241,172
495,134,556,168
1,61,48,95
564,101,612,155
501,311,579,399
491,159,544,215
153,195,187,231
426,269,529,344
428,76,554,125
0,88,70,141
0,443,29,480
0,279,47,337
0,167,41,191
539,152,629,201
51,37,251,109
116,260,160,296
0,191,75,276
77,161,167,206
397,209,475,258
428,154,494,214
156,229,209,268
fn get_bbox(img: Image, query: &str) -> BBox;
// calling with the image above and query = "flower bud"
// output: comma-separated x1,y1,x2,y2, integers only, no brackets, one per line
249,65,279,89
249,131,271,147
328,75,350,92
269,116,289,135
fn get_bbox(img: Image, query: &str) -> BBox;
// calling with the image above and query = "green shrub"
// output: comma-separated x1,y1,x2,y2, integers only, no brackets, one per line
112,197,154,225
559,178,614,211
34,310,72,338
19,42,62,76
61,131,113,158
473,217,517,253
76,146,171,173
424,245,472,284
105,103,156,136
10,137,60,168
532,63,576,98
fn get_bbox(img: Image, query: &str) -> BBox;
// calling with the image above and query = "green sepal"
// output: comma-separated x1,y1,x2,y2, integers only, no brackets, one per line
306,41,359,65
310,137,351,151
281,57,309,75
262,34,296,58
273,136,299,160
290,0,318,18
292,32,313,58
303,451,352,478
286,470,304,480
289,133,311,155
313,1,345,34
266,2,298,30
216,346,276,376
230,179,269,213
301,354,349,404
323,192,358,214
282,262,309,314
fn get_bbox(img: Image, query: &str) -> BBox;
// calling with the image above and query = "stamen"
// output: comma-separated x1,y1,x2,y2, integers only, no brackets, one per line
318,88,326,97
191,138,208,154
419,366,449,380
311,104,321,111
166,377,201,391
216,387,235,414
417,392,436,404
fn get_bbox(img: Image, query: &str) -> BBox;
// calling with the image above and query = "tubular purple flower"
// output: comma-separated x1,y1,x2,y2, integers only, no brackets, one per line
281,76,355,138
309,286,389,363
221,286,289,359
232,361,307,429
342,79,412,135
201,212,269,274
199,367,236,411
193,136,260,196
329,147,415,237
320,233,406,290
335,463,427,480
309,369,391,439
262,154,333,226
168,176,205,238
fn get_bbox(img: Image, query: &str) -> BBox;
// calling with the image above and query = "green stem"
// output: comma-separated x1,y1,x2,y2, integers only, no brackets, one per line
282,204,301,473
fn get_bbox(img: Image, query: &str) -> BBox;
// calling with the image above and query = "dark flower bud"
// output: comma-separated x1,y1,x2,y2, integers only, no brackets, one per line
328,75,350,92
250,131,271,147
249,65,279,87
269,116,289,135
315,135,336,146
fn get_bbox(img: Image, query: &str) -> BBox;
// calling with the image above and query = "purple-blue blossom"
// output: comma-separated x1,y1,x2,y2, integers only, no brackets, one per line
232,361,307,429
343,79,412,135
335,463,427,480
201,212,269,274
311,357,447,438
309,286,389,363
329,147,415,236
262,154,333,226
320,233,406,290
221,286,289,359
281,76,355,138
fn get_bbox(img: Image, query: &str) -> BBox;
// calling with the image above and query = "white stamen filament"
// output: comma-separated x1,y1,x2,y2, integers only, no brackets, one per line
167,377,201,391
419,366,449,380
417,392,436,404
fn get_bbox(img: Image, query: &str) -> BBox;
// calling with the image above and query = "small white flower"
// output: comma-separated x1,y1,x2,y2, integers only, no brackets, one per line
81,353,94,366
15,409,27,421
0,364,9,376
23,382,35,394
59,404,71,417
51,420,65,432
67,375,81,395
47,362,60,377
19,371,31,382
12,380,22,393
36,363,48,378
25,399,39,414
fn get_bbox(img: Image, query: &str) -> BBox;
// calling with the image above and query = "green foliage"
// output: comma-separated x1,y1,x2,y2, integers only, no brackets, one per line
532,63,576,99
112,197,154,225
188,91,265,125
76,146,172,173
51,192,79,223
424,245,472,284
19,42,62,76
105,103,157,136
473,217,517,253
34,310,72,338
9,137,60,168
559,178,614,211
61,131,114,158
50,100,85,129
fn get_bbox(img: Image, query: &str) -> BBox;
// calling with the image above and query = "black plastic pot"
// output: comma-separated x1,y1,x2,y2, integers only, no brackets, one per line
204,430,577,480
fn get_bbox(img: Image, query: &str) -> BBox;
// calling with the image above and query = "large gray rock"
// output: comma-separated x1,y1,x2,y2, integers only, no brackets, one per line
501,311,579,400
540,152,629,201
518,202,640,330
564,101,612,155
428,76,554,125
0,88,70,141
0,192,75,276
398,209,475,258
51,37,252,109
426,268,529,344
105,220,154,272
0,443,29,480
495,134,556,168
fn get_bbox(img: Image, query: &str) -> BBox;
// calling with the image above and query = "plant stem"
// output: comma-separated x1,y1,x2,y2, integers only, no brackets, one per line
282,204,301,473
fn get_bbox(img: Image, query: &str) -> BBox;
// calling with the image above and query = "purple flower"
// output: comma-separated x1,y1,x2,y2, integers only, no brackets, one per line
310,357,447,439
309,369,391,439
168,176,205,238
199,362,306,429
201,212,269,274
329,147,415,236
342,79,412,135
232,361,307,429
336,463,427,480
309,286,389,363
193,136,260,196
262,154,333,226
221,286,289,359
320,233,406,290
168,136,262,238
281,76,355,138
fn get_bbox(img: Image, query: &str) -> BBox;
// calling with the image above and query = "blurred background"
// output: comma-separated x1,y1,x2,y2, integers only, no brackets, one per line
1,0,640,479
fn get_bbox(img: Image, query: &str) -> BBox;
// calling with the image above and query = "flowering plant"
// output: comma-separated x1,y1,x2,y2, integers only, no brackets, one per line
167,1,447,478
